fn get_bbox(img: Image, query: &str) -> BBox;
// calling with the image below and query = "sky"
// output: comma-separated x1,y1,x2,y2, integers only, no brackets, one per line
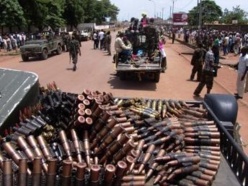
110,0,248,21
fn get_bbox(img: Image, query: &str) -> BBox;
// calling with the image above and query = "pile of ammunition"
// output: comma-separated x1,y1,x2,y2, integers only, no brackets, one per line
0,83,220,186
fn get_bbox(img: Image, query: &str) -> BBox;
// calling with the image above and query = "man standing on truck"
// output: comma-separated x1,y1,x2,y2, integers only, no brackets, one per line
143,18,159,60
69,34,81,71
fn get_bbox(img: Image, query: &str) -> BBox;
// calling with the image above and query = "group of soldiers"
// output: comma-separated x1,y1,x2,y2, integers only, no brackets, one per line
115,13,167,71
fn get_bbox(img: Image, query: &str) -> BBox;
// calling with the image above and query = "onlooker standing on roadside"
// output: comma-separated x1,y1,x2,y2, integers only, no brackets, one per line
158,36,167,72
212,36,220,77
98,29,104,50
172,30,176,44
190,43,206,81
105,31,112,56
93,31,99,49
235,46,248,99
193,43,219,96
222,34,229,56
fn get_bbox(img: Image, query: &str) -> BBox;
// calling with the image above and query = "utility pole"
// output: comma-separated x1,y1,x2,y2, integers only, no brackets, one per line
198,0,202,29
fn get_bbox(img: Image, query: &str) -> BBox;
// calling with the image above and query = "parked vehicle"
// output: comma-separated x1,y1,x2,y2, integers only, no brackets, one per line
80,30,91,41
115,33,162,82
20,34,64,61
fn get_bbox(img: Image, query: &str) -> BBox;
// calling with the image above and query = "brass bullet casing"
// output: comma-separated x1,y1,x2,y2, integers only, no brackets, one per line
91,104,104,120
76,94,85,104
124,155,135,174
91,99,102,114
75,108,85,118
46,158,58,186
120,180,146,186
83,130,91,167
71,129,83,163
3,159,13,186
82,89,91,97
17,136,35,161
122,175,146,182
18,158,28,186
99,133,130,164
60,160,73,186
59,130,73,161
85,117,93,127
95,126,124,154
78,102,86,110
32,157,42,186
138,144,155,173
90,164,101,184
147,149,166,179
47,158,57,175
100,109,111,121
113,161,127,186
62,160,73,178
112,141,136,164
85,108,92,116
37,135,53,160
83,99,91,108
74,116,86,127
3,142,21,164
104,164,116,183
27,135,44,158
76,162,87,181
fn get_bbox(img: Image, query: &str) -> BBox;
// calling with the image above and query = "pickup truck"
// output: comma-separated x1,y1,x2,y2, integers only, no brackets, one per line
116,33,162,82
20,36,64,61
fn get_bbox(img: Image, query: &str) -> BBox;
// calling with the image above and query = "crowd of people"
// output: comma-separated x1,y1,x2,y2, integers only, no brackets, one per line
186,29,248,99
0,33,27,52
177,28,248,56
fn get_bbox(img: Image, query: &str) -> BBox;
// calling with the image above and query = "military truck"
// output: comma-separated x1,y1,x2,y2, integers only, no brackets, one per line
20,34,64,61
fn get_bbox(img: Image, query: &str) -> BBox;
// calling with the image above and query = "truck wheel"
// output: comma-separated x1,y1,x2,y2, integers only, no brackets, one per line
204,94,238,124
154,72,160,82
56,45,62,55
21,55,29,62
41,49,48,60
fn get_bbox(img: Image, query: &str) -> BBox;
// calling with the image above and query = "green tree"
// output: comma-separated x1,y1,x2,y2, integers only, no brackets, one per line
18,0,65,31
0,0,26,32
221,6,248,25
18,0,49,31
63,0,85,30
188,0,222,26
82,0,119,24
45,1,66,30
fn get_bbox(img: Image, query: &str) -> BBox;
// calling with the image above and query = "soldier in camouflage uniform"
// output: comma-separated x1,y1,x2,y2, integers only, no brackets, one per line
143,18,159,59
69,34,81,71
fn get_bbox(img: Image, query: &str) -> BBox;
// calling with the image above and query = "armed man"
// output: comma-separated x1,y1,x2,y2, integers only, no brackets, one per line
69,33,81,71
143,18,159,60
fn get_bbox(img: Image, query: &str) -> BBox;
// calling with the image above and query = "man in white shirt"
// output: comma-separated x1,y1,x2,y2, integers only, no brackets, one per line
98,30,104,50
114,32,132,64
235,46,248,99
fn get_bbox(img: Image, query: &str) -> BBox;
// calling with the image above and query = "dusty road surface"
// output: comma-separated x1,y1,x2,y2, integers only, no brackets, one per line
0,33,248,156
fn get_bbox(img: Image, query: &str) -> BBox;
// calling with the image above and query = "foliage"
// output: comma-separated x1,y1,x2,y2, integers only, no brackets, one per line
188,0,222,26
3,0,119,32
221,6,248,25
63,0,85,30
0,0,26,30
